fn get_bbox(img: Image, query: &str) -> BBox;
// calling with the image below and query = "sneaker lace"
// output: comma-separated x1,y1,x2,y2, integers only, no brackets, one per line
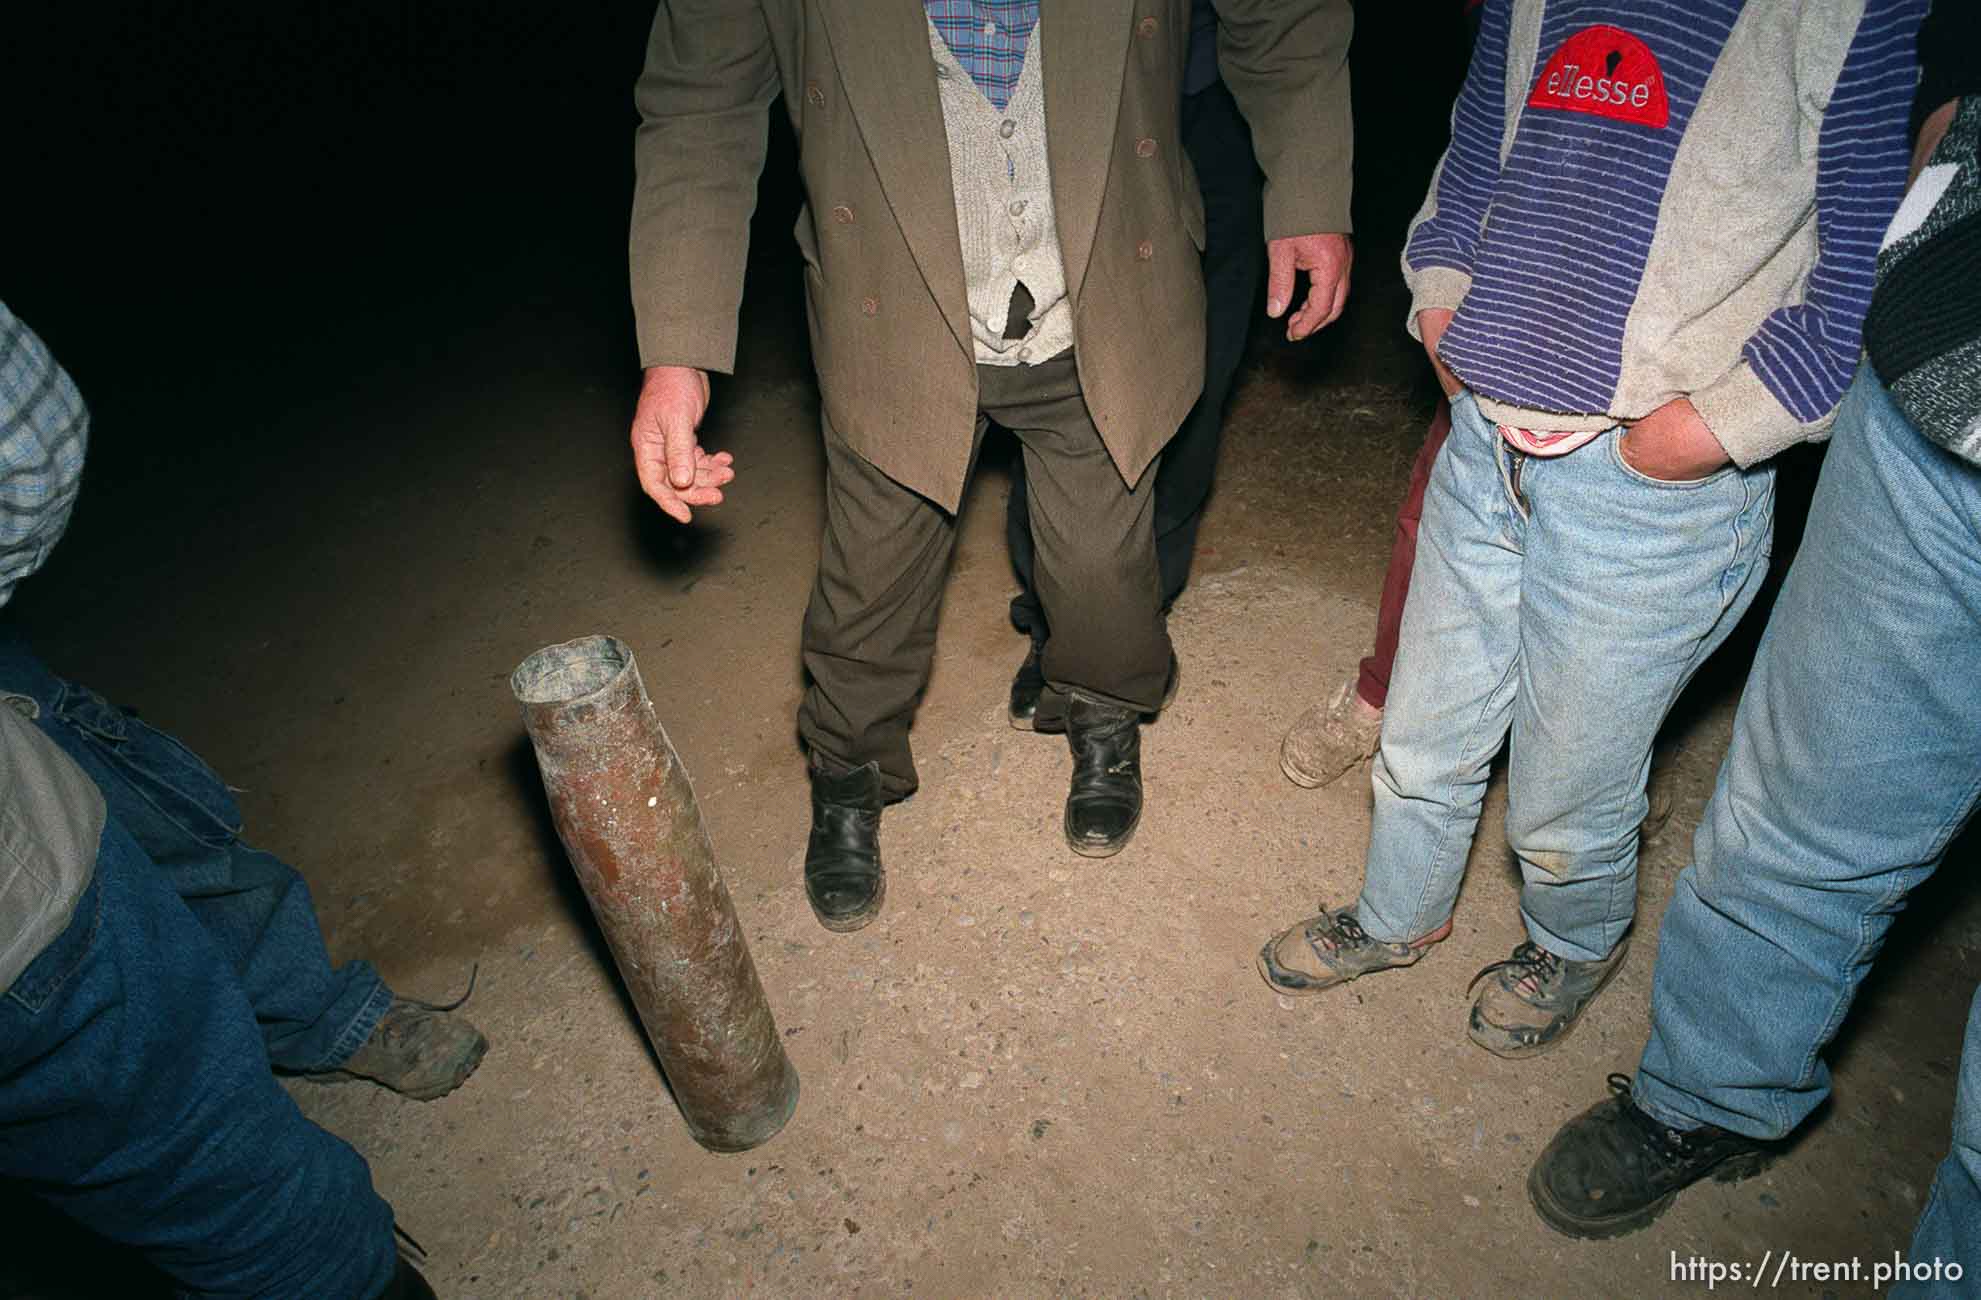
1466,941,1559,996
1313,909,1370,952
397,963,478,1014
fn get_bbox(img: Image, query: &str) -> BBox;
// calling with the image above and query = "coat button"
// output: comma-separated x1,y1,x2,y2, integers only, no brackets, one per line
1138,16,1158,37
1136,137,1157,158
999,119,1017,139
831,205,854,224
1136,240,1154,261
806,82,825,107
861,296,880,317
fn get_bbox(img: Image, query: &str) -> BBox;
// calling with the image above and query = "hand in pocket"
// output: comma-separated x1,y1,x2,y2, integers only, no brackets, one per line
1620,398,1730,482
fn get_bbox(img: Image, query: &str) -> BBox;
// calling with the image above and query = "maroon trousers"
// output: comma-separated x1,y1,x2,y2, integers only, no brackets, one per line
1355,399,1452,711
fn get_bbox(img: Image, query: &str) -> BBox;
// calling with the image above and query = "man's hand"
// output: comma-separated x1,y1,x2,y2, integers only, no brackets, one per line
1620,397,1730,483
631,365,735,523
1416,308,1464,399
1911,97,1959,185
1266,233,1352,341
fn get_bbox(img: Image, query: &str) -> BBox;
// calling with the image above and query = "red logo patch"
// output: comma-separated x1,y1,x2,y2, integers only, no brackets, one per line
1526,24,1669,129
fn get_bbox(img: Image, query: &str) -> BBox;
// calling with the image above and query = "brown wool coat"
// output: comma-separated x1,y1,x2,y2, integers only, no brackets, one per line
631,0,1352,511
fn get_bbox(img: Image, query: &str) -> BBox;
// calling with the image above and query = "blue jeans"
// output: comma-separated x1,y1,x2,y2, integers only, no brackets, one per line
1357,392,1774,961
0,641,389,1072
1628,367,1980,1286
0,812,397,1297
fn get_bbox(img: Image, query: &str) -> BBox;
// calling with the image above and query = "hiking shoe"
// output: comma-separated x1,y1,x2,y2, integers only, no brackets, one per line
1258,907,1450,994
1467,937,1629,1058
1530,1073,1775,1239
329,1000,487,1101
1280,679,1382,788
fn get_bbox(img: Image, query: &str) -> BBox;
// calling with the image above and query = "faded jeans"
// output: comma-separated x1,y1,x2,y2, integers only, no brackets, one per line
0,639,390,1071
1356,391,1774,961
1624,367,1981,1290
0,806,398,1297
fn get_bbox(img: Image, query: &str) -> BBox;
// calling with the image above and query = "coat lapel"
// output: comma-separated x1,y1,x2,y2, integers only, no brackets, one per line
1039,0,1132,302
814,0,972,357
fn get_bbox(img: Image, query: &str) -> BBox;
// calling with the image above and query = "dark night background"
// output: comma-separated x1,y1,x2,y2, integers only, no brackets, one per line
5,3,1467,514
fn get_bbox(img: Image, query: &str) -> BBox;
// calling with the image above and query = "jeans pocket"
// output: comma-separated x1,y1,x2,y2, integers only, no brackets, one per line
52,682,243,848
1608,429,1736,491
5,873,101,1015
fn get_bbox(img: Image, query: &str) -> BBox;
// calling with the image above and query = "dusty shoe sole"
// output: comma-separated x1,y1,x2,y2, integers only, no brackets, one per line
312,1035,489,1102
1258,939,1345,993
1527,1147,1773,1240
1064,808,1141,858
1278,749,1331,789
808,870,887,933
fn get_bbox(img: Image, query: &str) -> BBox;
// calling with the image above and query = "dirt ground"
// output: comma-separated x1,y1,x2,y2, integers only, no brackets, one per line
7,10,1980,1295
7,234,1979,1298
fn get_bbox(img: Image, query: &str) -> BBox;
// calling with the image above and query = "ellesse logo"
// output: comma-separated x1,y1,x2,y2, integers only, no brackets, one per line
1526,24,1670,128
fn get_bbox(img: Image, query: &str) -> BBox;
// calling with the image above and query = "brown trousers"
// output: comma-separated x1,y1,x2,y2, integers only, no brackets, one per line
798,352,1171,800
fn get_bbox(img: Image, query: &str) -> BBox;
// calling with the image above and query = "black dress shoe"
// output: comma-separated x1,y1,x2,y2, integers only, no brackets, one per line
1008,640,1049,731
1063,693,1142,857
804,760,886,931
1529,1073,1776,1239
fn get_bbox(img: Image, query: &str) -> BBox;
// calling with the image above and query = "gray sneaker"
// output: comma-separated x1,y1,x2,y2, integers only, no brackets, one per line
1468,937,1629,1059
1280,680,1383,788
1258,907,1450,993
319,1000,488,1100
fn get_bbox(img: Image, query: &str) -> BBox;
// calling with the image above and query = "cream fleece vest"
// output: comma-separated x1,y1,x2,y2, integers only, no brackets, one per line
928,20,1073,367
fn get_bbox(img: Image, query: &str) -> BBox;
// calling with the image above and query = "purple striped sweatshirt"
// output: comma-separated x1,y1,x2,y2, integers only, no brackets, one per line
1403,0,1926,466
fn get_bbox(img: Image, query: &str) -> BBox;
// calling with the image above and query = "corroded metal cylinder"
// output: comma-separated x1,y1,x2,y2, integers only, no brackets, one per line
511,634,798,1152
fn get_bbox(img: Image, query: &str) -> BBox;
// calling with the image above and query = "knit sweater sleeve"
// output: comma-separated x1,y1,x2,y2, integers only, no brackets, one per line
1400,0,1512,339
1692,0,1927,466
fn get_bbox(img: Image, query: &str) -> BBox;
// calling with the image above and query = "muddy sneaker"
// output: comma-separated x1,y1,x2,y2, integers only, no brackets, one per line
1258,907,1450,993
1467,937,1628,1058
327,1000,488,1101
1529,1073,1775,1239
1280,679,1382,788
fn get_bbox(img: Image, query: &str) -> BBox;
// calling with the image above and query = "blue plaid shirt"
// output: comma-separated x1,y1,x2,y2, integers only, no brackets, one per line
925,0,1039,110
0,302,88,608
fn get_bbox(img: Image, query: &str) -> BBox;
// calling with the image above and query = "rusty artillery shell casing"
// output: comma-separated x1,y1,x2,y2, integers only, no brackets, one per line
511,635,798,1152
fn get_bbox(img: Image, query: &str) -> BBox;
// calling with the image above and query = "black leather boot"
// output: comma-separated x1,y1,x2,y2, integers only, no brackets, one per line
805,760,885,931
1007,639,1051,731
1063,693,1143,857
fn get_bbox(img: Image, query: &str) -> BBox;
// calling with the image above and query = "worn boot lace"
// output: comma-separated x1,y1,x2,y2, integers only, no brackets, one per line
1607,1072,1697,1165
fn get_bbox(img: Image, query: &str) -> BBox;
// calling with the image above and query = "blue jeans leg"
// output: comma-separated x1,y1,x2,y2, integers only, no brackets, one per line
0,818,397,1298
1634,365,1981,1140
0,641,390,1072
1358,393,1526,943
1505,428,1771,961
1359,394,1773,961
